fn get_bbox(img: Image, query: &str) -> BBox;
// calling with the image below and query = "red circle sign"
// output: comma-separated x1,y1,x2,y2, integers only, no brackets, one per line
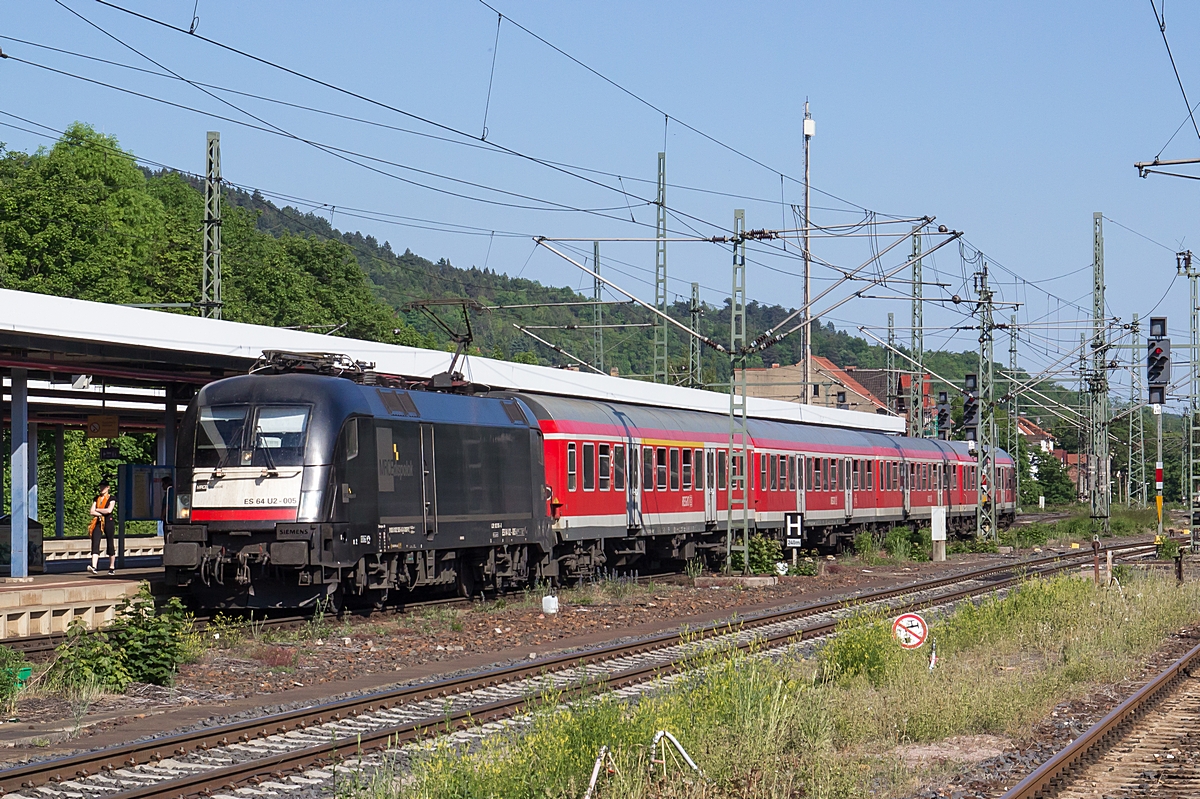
892,613,928,649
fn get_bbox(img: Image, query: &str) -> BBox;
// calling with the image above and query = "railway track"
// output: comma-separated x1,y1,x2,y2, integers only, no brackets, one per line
0,541,1160,799
1003,633,1200,798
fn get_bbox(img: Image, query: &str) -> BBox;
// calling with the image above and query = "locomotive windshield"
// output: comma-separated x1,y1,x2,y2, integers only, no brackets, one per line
196,406,247,468
250,406,309,467
195,404,310,468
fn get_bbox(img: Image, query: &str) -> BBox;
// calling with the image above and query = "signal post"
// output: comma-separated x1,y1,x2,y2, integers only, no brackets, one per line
1148,316,1170,537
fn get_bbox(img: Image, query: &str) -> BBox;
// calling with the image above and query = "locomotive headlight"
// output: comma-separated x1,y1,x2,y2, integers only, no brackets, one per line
297,490,323,522
176,493,191,521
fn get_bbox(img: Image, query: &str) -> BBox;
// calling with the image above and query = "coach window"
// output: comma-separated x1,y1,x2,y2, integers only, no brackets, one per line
670,448,681,490
718,450,728,490
866,460,874,491
567,443,577,491
614,445,626,490
583,443,596,491
788,456,797,491
779,455,787,492
630,446,640,490
598,444,611,491
807,457,816,491
829,459,838,491
852,460,860,490
643,446,654,490
695,449,705,490
769,453,778,491
656,447,668,490
682,449,693,490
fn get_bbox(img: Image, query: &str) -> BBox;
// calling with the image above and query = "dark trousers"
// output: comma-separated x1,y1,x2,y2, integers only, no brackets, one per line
91,517,115,557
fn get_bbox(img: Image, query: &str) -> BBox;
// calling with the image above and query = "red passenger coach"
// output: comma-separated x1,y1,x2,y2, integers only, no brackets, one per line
509,392,1014,562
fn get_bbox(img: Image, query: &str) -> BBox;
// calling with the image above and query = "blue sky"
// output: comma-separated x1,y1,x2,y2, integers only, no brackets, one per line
2,0,1199,397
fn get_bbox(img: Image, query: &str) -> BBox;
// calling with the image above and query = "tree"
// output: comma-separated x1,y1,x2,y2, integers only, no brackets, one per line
1029,449,1077,505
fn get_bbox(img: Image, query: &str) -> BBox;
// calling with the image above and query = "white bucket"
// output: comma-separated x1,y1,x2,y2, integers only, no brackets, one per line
542,594,559,615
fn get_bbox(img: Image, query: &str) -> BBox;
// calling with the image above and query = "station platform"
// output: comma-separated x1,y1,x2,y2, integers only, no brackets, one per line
0,568,160,640
42,535,163,562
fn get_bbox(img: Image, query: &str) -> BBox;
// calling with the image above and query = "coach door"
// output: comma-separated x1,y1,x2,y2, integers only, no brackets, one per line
843,458,854,518
704,446,718,524
901,458,912,517
420,424,438,537
627,443,640,529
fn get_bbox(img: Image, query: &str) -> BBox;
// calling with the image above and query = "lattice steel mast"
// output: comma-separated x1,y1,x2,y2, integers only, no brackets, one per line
726,210,750,574
201,131,222,319
909,231,924,436
1090,212,1110,532
593,241,603,373
1129,314,1146,507
1009,314,1019,510
975,262,998,540
688,282,702,387
1180,250,1200,522
887,312,896,413
653,152,669,384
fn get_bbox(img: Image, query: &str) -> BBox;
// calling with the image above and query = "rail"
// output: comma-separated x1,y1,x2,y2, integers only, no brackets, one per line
1001,640,1200,799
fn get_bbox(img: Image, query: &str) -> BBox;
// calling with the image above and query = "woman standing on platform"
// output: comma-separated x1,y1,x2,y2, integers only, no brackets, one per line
88,480,116,576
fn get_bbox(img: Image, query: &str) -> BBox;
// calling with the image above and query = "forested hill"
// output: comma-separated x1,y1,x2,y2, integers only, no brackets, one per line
224,175,990,384
0,122,987,384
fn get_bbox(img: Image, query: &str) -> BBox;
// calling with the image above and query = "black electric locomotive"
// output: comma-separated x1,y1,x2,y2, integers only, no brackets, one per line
165,371,553,608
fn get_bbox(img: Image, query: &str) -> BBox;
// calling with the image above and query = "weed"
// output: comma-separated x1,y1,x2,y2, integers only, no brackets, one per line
45,620,131,693
45,585,194,691
1158,536,1181,560
106,589,194,685
250,645,297,668
816,607,910,687
853,529,875,559
303,597,333,640
685,556,704,579
205,613,248,649
730,534,784,574
882,527,912,561
0,646,28,715
65,676,104,738
30,737,50,748
789,551,820,577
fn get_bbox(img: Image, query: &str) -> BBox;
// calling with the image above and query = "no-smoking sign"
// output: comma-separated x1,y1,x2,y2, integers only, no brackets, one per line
892,613,928,649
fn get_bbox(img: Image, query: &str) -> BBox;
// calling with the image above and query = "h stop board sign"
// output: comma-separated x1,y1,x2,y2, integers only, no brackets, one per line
892,613,928,649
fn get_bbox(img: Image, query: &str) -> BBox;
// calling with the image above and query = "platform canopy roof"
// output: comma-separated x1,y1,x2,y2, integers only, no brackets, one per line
0,289,904,434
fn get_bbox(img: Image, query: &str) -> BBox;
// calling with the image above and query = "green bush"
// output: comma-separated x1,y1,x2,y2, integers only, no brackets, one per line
1158,537,1181,561
45,620,131,693
0,646,28,714
731,533,783,574
45,585,194,692
883,527,912,560
789,550,820,576
816,608,909,687
106,589,194,685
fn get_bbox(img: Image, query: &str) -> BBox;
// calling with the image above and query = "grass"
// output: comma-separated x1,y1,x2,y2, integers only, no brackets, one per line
346,571,1200,799
1002,505,1159,550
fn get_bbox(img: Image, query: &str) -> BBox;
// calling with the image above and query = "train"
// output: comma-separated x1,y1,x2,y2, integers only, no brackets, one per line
162,357,1016,609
